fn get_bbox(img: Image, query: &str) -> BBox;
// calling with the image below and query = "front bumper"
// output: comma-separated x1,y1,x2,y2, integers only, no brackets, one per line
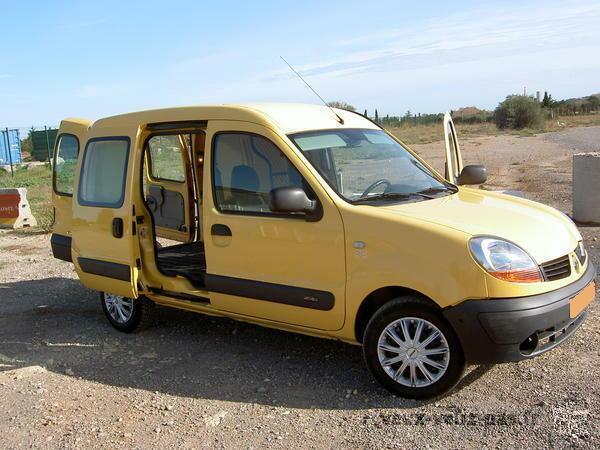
443,263,596,364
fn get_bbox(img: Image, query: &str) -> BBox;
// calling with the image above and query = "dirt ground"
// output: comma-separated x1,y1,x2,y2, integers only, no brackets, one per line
1,126,599,449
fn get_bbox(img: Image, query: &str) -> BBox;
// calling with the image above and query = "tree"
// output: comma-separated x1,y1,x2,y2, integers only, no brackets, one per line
19,127,35,157
326,101,356,112
363,109,367,117
588,95,600,111
374,109,379,122
542,91,554,108
494,95,544,129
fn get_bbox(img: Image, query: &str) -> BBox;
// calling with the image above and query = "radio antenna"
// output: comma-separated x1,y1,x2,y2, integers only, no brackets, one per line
280,56,344,124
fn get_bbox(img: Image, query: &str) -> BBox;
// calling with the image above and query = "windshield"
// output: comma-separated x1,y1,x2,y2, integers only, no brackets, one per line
289,129,452,203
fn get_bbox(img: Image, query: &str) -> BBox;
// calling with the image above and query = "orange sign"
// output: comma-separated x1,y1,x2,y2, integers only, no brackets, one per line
570,281,596,318
0,193,20,219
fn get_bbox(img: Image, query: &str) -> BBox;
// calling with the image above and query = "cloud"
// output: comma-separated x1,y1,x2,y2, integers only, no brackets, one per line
270,0,600,80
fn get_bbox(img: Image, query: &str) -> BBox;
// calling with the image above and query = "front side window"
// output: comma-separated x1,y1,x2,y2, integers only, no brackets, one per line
290,129,452,203
78,138,129,207
147,135,186,182
53,134,79,195
212,133,306,214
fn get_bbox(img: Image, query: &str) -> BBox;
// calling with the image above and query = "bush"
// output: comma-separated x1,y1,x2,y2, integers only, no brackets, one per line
326,101,356,112
494,96,544,129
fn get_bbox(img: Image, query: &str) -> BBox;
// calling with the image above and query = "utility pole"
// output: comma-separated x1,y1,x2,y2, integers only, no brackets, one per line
44,126,52,167
4,128,14,177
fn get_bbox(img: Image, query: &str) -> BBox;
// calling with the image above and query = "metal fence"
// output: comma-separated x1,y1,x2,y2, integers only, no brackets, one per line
0,129,22,176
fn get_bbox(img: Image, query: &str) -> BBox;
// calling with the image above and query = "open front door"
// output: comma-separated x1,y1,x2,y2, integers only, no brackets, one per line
443,112,463,184
71,134,141,298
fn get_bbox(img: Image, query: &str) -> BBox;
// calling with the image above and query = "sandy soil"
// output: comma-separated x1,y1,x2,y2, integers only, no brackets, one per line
0,126,599,449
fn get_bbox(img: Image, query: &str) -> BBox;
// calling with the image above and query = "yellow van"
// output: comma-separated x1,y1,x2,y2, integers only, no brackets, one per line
51,104,595,398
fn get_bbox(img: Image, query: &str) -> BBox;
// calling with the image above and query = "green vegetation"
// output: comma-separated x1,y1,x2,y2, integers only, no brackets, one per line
0,165,53,231
494,95,544,130
327,101,356,112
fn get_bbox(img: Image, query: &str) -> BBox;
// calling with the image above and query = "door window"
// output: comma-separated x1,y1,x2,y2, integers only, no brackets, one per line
212,133,305,214
78,138,129,207
147,135,186,182
53,134,79,195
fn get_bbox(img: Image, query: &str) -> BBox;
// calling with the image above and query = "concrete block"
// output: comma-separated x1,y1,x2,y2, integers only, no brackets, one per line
573,152,600,225
0,188,38,229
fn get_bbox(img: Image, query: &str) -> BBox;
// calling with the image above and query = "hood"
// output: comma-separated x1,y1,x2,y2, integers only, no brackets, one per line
378,188,581,264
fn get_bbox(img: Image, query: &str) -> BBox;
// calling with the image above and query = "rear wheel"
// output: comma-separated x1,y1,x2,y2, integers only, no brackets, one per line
100,292,154,333
363,296,465,399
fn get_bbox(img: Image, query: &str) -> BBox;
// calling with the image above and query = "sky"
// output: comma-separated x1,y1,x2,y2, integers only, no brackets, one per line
1,0,599,129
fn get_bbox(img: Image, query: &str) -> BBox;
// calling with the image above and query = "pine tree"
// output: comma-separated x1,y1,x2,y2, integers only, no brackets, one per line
542,91,551,108
375,109,379,122
363,109,367,117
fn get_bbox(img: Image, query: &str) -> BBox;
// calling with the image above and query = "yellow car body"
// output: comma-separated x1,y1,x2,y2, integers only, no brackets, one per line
50,104,595,393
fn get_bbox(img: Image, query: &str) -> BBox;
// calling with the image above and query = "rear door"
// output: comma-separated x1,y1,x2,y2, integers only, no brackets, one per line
443,112,463,184
71,133,141,298
51,119,91,262
144,134,194,242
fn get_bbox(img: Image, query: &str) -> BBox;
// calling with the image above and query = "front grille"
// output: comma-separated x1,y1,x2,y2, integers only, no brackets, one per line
541,255,572,281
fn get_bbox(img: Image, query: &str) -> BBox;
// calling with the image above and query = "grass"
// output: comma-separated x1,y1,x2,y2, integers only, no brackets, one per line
0,165,53,232
388,113,600,145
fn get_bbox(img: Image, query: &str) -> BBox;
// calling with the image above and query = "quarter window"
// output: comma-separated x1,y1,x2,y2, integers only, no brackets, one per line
147,135,186,182
78,138,129,207
212,133,306,214
53,134,79,195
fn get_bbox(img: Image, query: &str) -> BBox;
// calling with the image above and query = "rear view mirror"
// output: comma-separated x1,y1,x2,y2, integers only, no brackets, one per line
269,187,319,219
456,165,487,185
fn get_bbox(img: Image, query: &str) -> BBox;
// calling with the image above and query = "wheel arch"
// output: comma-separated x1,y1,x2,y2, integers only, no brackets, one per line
354,286,441,343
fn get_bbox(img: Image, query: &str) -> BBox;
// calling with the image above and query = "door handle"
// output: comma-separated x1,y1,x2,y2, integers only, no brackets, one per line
211,224,232,236
112,218,124,238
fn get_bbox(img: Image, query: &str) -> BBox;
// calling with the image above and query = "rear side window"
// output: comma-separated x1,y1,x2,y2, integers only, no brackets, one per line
78,138,130,208
53,134,79,196
147,135,186,182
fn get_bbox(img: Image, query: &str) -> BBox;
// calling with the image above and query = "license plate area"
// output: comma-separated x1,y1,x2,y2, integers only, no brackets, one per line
570,281,596,318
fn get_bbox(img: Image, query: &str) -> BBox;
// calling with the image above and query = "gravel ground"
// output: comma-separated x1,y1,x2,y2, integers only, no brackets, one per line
1,126,599,449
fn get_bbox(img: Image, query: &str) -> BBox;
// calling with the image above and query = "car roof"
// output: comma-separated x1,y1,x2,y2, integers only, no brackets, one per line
71,103,380,135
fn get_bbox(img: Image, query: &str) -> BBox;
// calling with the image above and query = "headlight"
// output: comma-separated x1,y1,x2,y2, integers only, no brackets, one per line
469,236,543,283
575,241,587,266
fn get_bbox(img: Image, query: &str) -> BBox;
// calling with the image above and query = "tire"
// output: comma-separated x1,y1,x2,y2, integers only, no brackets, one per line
363,296,465,399
100,292,155,333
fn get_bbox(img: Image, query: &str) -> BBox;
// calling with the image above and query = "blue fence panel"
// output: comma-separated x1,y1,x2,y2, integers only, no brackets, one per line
0,129,22,166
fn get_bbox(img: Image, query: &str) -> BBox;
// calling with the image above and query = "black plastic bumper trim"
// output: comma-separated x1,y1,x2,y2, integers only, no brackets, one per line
78,257,131,282
443,263,596,363
50,234,72,262
205,274,334,311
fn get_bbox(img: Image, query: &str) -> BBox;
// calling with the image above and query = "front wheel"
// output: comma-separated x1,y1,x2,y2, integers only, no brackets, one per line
100,292,154,333
363,297,465,399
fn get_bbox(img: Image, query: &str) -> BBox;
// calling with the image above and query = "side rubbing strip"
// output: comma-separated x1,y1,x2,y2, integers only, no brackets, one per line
205,274,334,311
78,257,131,282
50,234,72,262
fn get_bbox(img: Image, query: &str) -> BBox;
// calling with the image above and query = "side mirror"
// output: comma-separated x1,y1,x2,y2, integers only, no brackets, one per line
269,187,318,218
456,165,487,185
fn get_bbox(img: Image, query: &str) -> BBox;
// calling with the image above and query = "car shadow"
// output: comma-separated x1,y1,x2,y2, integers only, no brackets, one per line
0,277,490,410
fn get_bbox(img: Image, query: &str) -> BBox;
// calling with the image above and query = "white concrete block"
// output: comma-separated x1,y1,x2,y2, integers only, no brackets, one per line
0,188,38,229
573,152,600,224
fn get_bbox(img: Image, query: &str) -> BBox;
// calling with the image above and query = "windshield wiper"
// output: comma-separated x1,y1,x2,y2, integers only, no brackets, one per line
416,185,458,195
351,192,426,204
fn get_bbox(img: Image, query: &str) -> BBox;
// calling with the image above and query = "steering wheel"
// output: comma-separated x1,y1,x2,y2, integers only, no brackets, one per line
361,179,391,198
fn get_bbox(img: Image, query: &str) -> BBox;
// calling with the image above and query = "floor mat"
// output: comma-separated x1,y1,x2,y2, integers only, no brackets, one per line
157,241,206,287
